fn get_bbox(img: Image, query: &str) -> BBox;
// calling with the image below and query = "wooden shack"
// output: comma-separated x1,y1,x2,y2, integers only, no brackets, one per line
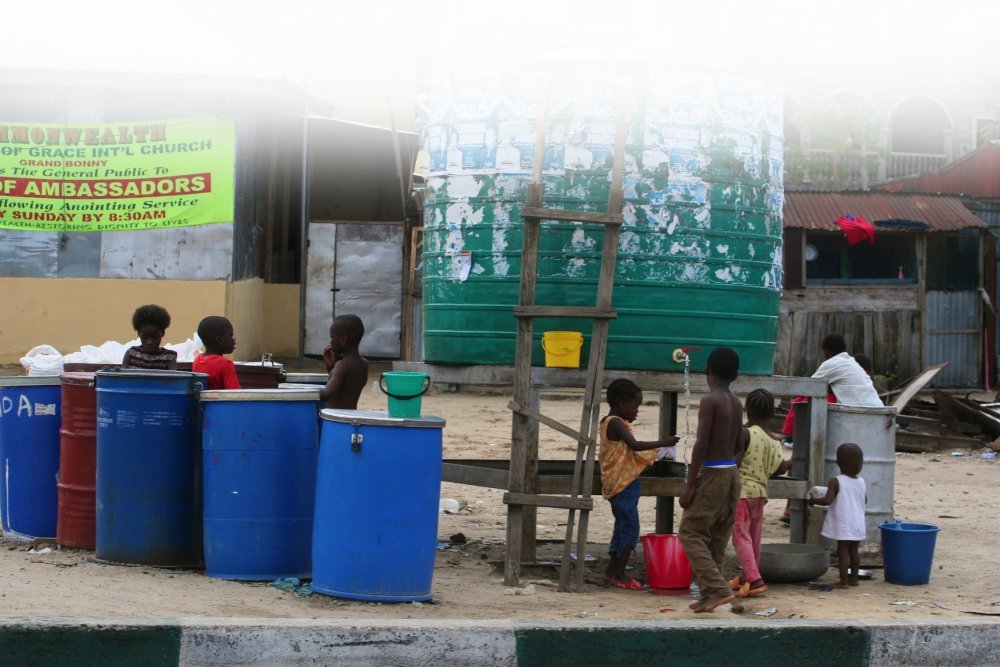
778,191,992,389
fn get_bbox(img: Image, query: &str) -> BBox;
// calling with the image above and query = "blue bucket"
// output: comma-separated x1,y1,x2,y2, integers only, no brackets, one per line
0,376,61,540
879,521,940,585
201,388,320,580
312,409,446,602
95,370,206,567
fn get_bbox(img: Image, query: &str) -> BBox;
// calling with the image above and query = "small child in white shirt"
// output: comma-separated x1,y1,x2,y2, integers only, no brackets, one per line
808,442,866,588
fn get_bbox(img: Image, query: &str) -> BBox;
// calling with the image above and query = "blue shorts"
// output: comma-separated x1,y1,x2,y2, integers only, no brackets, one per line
608,478,642,557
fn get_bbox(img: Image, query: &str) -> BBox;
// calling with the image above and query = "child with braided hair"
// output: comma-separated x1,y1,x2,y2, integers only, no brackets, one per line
599,378,679,590
729,388,790,597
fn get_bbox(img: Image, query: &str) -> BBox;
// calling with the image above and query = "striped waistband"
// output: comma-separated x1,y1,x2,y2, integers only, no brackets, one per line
703,459,737,468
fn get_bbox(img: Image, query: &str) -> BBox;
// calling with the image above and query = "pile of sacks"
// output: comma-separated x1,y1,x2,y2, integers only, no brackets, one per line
20,335,204,376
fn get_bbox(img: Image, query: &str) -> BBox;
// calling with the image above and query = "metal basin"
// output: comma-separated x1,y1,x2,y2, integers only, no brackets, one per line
758,543,829,583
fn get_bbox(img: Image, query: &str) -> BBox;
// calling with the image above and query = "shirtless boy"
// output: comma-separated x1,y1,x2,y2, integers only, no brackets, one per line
319,314,369,410
679,347,744,613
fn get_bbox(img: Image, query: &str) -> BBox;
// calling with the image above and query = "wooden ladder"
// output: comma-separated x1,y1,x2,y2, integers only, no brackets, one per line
504,99,628,592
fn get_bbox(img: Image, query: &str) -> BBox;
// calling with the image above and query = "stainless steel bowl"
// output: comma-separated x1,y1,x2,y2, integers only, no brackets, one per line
758,543,830,583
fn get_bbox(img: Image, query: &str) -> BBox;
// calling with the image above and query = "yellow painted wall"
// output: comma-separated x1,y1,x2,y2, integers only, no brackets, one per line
0,277,226,365
224,279,263,361
262,283,301,357
1,277,303,365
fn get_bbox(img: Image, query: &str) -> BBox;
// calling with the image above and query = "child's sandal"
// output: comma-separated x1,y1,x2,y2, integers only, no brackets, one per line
738,582,768,598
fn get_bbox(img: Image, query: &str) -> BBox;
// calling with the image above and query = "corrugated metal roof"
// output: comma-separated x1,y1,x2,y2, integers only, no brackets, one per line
784,192,986,232
877,141,1000,199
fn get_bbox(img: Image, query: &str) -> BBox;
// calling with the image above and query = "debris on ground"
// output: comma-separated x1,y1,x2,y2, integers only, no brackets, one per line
269,577,313,597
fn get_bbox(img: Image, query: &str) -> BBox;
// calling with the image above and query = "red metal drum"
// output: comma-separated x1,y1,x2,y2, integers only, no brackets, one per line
57,372,97,549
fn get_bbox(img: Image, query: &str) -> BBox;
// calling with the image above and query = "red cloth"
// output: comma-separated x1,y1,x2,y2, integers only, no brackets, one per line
192,353,241,390
835,215,875,246
781,392,837,436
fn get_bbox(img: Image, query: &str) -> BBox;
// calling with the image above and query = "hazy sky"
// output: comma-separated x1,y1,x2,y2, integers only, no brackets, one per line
4,1,999,125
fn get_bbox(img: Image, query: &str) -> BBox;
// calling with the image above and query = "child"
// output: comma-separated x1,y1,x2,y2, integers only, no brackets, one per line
678,347,744,613
121,304,178,370
319,314,369,410
192,316,240,390
808,442,866,589
599,378,679,590
729,389,791,598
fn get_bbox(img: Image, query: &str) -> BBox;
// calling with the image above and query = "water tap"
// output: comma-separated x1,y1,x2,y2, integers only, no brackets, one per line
671,346,701,363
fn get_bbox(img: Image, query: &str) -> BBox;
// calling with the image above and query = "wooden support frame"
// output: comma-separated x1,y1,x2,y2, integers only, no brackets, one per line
395,360,830,585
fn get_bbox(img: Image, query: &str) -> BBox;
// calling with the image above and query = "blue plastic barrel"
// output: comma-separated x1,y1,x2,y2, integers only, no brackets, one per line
880,521,940,585
201,388,321,580
95,370,206,566
0,376,61,540
312,409,446,602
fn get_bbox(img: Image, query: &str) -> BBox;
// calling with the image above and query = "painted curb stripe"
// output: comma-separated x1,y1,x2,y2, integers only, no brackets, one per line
0,623,181,667
514,625,870,667
2,619,1000,666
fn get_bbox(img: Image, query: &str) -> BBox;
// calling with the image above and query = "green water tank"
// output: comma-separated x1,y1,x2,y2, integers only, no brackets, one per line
418,65,783,374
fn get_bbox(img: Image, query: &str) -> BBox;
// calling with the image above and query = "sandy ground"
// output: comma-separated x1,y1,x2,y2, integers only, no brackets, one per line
1,364,998,623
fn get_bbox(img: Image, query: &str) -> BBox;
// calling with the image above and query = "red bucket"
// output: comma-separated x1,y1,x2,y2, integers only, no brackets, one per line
641,533,691,589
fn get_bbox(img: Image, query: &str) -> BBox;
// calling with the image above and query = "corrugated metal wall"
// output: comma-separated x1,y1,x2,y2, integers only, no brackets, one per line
924,290,981,388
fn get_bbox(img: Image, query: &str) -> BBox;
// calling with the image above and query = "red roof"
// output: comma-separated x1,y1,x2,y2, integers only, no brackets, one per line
784,192,986,232
876,141,1000,198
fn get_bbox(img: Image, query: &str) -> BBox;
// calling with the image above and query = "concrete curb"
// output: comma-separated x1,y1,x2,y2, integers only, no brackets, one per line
1,617,998,666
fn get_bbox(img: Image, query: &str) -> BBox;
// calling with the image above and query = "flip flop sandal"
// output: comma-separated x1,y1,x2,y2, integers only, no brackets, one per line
738,582,768,598
608,578,645,591
728,576,743,591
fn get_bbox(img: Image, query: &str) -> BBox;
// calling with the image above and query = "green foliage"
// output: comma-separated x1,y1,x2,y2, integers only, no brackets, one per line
978,109,1000,143
874,371,899,391
785,98,887,190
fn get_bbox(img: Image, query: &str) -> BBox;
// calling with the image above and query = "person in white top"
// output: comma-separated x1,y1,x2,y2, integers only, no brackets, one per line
808,443,867,589
810,335,883,407
781,334,883,436
779,335,881,523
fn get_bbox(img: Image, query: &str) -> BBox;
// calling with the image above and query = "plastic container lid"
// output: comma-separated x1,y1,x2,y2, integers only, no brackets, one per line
0,375,63,386
201,388,320,401
321,408,445,429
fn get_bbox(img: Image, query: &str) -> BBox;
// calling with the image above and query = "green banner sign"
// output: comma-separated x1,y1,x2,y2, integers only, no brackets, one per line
0,117,235,232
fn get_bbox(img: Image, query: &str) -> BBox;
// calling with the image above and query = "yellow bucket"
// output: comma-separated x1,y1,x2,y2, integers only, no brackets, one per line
542,331,584,368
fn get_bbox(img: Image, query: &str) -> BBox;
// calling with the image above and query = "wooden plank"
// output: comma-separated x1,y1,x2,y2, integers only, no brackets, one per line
442,459,807,498
935,389,1000,438
520,207,623,224
806,399,827,545
896,430,981,452
780,287,921,314
504,492,593,511
391,362,829,397
442,462,510,488
521,387,540,562
656,391,679,533
506,184,543,588
508,400,586,444
513,305,617,319
890,363,948,412
505,89,550,588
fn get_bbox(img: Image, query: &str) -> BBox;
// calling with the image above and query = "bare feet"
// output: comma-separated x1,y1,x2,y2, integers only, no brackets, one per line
694,593,734,612
832,582,849,589
849,580,860,587
688,599,706,610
